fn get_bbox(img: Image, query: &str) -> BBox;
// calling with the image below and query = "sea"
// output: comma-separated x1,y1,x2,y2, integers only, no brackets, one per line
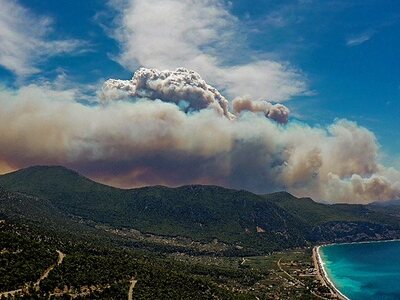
320,240,400,300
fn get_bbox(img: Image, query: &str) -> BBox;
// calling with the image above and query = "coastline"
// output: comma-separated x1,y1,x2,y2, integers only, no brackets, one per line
320,238,400,248
313,239,400,300
313,246,349,300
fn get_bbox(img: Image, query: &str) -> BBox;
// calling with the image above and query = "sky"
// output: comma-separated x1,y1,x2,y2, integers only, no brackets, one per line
0,0,399,203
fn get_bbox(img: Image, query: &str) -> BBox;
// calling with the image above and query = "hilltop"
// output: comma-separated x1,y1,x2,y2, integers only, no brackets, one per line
1,166,400,253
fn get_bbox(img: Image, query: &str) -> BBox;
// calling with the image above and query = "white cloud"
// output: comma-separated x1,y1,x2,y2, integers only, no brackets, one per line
106,0,308,102
0,0,89,76
346,31,375,47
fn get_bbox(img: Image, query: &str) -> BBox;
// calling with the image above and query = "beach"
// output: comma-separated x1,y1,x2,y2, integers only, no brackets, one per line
313,246,349,300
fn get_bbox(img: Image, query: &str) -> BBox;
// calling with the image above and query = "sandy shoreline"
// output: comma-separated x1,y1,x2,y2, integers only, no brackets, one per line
313,246,349,300
313,239,400,300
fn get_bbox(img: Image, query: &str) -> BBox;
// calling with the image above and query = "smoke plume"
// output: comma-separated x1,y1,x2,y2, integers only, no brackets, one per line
232,97,290,124
101,68,233,118
0,68,399,204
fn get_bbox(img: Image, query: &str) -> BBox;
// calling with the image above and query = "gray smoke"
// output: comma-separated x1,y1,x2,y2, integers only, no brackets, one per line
101,68,234,119
232,97,290,124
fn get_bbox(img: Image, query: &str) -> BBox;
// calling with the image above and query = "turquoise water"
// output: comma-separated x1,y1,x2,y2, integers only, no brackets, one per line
320,241,400,300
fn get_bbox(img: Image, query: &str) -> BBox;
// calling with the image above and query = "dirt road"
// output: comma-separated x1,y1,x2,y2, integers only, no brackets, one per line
34,250,65,291
128,277,138,300
0,250,65,297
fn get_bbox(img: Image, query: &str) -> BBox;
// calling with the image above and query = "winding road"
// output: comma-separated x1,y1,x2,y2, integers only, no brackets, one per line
0,250,65,297
34,250,65,291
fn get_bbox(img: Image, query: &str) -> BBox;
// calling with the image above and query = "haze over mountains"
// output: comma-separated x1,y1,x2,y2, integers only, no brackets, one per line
1,165,400,255
2,67,399,204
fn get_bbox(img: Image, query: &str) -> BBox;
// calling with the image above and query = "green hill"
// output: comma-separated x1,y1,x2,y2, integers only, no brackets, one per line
1,166,400,253
265,191,399,226
0,166,307,252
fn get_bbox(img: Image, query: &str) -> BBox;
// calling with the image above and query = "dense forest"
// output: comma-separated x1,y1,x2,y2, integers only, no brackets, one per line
2,166,400,299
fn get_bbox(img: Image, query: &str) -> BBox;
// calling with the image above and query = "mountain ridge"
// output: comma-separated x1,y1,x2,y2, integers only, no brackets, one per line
1,165,400,254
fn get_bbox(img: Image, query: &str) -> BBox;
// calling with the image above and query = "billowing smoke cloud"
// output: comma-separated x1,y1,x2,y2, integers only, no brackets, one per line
101,68,233,118
0,69,399,204
101,68,288,123
232,97,290,124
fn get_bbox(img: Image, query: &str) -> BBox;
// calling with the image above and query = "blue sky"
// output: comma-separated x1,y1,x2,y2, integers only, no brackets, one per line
0,0,399,202
231,0,400,156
